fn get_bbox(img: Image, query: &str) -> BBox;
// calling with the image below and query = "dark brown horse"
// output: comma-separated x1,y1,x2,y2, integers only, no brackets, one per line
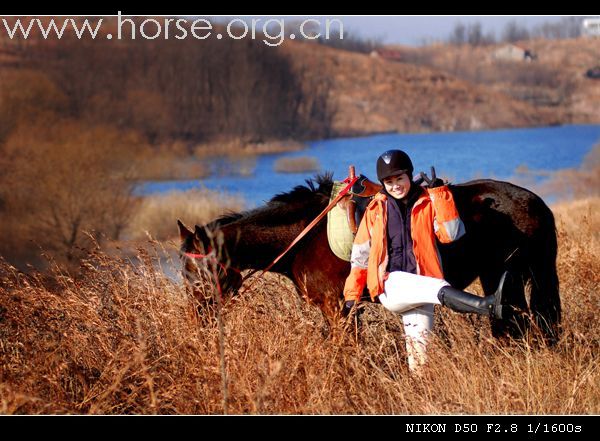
178,174,561,343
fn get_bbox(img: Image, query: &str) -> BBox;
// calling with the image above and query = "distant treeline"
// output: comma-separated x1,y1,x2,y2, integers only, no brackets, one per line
303,17,587,52
316,29,383,54
1,23,334,144
445,17,588,47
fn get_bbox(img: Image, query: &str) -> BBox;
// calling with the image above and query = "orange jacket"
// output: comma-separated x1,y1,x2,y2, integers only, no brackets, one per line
343,185,465,302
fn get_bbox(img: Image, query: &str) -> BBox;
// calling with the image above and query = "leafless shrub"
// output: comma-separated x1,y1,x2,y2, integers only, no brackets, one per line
0,119,144,267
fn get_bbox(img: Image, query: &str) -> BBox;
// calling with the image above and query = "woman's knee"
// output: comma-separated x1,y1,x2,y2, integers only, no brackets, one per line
379,293,428,314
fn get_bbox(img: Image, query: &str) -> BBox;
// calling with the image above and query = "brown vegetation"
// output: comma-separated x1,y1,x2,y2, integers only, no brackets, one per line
4,20,334,144
0,195,597,414
538,143,600,200
274,156,321,174
0,18,597,273
6,19,589,148
192,137,305,158
281,41,562,135
125,188,245,241
445,18,584,47
391,38,600,124
0,24,333,267
1,25,596,415
511,142,600,202
0,119,143,268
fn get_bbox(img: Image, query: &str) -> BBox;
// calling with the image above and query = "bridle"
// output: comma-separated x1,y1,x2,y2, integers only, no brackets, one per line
183,247,244,278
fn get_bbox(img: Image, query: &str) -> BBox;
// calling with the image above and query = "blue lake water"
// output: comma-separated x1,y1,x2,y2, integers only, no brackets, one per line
139,125,600,207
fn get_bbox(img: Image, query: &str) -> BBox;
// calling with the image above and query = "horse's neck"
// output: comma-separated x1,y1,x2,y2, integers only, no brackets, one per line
221,221,305,272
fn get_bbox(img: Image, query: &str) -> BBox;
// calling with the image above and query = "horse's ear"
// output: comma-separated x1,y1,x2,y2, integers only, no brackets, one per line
177,219,193,242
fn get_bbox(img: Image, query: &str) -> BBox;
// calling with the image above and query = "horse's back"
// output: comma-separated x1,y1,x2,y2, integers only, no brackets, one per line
450,179,556,239
447,179,560,342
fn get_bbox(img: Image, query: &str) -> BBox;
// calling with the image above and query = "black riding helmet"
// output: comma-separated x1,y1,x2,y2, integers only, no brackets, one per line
376,149,414,182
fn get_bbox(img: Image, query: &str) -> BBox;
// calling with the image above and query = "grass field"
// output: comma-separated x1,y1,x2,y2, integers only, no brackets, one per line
0,198,598,414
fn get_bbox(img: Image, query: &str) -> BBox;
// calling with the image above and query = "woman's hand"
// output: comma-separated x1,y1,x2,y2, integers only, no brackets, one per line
419,167,445,188
342,300,356,317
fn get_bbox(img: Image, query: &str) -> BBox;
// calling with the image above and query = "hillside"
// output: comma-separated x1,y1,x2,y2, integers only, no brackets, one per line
1,23,597,140
281,40,564,135
386,37,600,127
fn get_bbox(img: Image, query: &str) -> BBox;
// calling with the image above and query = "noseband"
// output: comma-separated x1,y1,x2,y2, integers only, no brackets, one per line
182,249,243,277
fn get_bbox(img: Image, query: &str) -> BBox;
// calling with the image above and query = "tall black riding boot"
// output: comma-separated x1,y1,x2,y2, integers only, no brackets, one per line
437,271,514,320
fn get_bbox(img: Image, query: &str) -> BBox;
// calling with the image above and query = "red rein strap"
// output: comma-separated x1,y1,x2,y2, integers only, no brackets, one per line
184,252,209,259
184,250,242,275
184,173,358,292
259,174,358,275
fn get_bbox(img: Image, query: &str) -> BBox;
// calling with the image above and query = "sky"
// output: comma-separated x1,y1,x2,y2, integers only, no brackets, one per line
215,15,589,46
335,16,575,45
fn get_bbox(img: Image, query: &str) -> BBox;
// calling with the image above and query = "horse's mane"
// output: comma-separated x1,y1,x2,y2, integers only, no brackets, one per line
269,172,334,204
206,172,334,229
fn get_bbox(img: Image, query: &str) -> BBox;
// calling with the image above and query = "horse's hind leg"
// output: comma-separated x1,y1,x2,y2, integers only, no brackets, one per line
528,253,561,345
294,276,341,339
480,267,530,340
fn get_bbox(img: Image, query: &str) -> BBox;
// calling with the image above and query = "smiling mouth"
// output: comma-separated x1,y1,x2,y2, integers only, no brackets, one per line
392,189,408,198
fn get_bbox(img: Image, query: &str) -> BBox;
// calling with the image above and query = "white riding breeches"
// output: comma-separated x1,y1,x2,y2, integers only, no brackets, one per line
378,271,450,372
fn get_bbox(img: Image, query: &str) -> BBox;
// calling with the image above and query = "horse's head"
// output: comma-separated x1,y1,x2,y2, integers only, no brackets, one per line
177,219,243,304
176,173,335,305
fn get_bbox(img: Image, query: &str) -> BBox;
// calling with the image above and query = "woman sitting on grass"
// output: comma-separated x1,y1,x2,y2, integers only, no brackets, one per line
343,149,515,372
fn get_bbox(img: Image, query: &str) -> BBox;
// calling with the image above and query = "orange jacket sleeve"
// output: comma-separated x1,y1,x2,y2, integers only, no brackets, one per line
343,207,372,302
427,185,465,244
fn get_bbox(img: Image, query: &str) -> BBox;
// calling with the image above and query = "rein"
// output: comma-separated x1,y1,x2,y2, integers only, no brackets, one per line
184,168,359,292
258,173,358,276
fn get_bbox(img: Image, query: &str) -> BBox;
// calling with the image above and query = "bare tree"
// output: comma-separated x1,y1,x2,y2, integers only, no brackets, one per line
533,16,584,40
447,22,496,46
467,22,483,46
502,20,531,42
449,22,467,46
0,120,142,266
21,22,336,146
318,29,382,54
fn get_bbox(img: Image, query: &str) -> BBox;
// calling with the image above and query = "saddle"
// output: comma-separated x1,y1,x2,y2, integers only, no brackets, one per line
344,174,382,234
328,174,382,261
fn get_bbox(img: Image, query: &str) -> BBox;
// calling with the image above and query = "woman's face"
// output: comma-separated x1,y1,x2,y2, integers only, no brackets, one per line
383,173,412,200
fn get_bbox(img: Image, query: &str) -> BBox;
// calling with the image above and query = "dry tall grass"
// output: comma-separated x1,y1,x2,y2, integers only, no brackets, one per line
0,198,598,414
193,137,305,158
134,155,210,181
274,156,322,174
510,142,600,203
125,188,245,241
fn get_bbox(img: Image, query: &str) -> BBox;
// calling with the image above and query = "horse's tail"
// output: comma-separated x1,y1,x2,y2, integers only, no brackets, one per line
525,208,561,345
